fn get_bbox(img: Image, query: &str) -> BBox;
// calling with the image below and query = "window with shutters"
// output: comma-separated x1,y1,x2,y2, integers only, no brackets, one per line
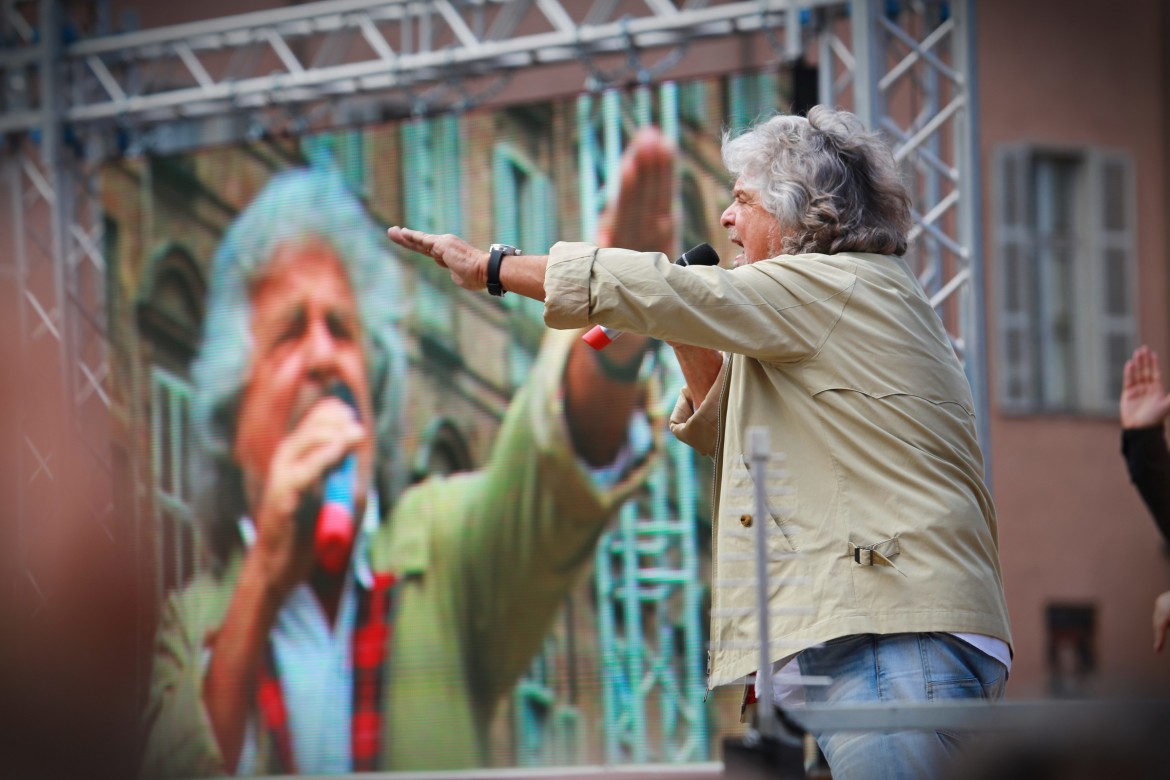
994,146,1137,415
678,81,708,127
726,71,780,135
136,244,206,599
403,116,463,360
1046,603,1097,698
401,115,463,236
493,143,557,386
493,142,556,256
302,130,366,195
151,365,199,600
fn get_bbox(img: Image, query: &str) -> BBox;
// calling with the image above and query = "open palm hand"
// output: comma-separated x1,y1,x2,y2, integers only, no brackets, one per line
594,126,677,255
1121,346,1170,429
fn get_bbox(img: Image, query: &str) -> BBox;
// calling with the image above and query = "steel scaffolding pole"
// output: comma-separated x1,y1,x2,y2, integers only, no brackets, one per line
580,84,710,764
953,0,991,460
2,0,114,645
0,0,846,135
833,0,989,452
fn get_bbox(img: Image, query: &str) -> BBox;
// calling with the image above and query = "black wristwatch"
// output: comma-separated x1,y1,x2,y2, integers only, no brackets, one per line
487,243,521,297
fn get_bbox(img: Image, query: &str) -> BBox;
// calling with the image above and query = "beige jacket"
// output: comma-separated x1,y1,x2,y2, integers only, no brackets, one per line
544,242,1012,688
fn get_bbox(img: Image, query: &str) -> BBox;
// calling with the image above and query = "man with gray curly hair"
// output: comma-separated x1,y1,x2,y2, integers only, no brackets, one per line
391,105,1013,780
141,131,674,776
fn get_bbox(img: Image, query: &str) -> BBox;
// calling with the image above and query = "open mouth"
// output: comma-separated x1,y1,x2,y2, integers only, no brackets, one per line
729,236,744,265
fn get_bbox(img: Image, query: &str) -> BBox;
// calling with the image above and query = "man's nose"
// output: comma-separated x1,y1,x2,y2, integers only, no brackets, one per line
720,204,735,229
303,317,339,371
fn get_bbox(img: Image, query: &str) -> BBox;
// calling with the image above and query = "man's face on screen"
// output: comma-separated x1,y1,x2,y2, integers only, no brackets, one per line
232,240,375,505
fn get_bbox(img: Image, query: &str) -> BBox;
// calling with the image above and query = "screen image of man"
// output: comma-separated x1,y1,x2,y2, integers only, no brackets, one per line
140,130,677,777
389,105,1014,780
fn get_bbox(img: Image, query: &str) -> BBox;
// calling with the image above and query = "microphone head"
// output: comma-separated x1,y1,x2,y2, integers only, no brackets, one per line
327,380,359,420
675,243,720,268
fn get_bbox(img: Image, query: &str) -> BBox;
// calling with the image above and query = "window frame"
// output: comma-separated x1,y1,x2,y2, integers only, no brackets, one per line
401,114,463,237
992,143,1139,417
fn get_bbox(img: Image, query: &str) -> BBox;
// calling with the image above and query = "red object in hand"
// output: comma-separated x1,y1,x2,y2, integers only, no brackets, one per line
315,501,355,575
580,244,719,351
582,325,620,350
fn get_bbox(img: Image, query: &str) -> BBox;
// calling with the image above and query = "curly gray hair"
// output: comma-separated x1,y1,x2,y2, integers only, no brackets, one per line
189,167,409,562
722,106,912,256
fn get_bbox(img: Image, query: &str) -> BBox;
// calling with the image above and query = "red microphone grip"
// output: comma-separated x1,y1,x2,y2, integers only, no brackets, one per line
315,502,355,575
582,325,620,350
313,380,360,575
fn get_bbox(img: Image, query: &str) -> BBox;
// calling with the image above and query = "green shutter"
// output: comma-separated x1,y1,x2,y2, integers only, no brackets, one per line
995,147,1037,411
1090,151,1137,411
402,116,462,235
493,144,520,246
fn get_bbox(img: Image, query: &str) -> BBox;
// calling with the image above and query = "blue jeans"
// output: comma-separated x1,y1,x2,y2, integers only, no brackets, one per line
795,633,1007,780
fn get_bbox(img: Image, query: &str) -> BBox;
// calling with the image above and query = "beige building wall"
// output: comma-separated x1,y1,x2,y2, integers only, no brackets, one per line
978,0,1170,694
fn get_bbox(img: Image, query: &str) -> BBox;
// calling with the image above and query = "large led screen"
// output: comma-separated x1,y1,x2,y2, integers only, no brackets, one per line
103,72,787,777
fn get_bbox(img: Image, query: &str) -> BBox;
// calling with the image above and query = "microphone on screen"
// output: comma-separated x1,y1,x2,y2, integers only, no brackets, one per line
314,382,360,575
582,243,721,350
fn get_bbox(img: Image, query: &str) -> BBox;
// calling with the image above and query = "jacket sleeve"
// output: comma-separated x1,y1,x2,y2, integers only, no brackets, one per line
544,242,857,365
140,586,229,779
1122,425,1170,543
408,327,653,708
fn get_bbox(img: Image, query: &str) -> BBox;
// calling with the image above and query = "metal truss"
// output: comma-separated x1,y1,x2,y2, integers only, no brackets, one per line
1,0,113,641
594,433,710,763
820,0,989,449
0,0,842,138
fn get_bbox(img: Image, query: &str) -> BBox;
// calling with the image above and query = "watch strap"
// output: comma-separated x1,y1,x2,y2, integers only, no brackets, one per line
487,244,519,297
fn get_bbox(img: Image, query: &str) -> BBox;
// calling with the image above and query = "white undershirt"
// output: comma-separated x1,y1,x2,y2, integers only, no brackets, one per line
225,494,381,776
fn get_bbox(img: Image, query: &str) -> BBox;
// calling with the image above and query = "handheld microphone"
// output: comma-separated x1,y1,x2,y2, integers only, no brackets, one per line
582,243,720,350
314,382,359,575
